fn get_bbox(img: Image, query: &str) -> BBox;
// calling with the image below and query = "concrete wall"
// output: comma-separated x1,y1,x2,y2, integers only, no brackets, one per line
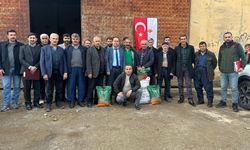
189,0,250,52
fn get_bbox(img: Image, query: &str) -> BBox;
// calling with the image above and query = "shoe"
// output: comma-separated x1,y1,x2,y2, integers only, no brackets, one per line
168,95,173,99
178,95,184,104
197,100,205,105
77,101,85,107
56,102,64,109
12,104,19,109
33,103,41,108
164,97,171,103
1,106,10,112
188,99,196,107
135,105,141,110
87,103,93,108
122,101,127,107
26,104,32,110
215,101,227,108
232,103,239,112
69,101,75,108
45,104,51,112
207,102,213,108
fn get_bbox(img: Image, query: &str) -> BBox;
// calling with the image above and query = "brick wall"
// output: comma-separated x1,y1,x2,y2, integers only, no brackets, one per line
81,0,190,47
0,0,30,43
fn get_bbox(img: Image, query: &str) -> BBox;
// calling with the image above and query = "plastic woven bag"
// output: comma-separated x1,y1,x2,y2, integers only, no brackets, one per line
137,68,150,80
147,85,161,105
96,86,112,106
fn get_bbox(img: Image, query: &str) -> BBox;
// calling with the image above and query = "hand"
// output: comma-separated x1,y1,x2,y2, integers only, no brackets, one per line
88,74,92,79
126,90,132,97
63,73,68,80
137,67,142,71
118,92,123,96
170,73,174,76
0,69,5,76
238,68,244,72
30,66,37,74
142,66,145,69
43,74,48,80
155,74,158,77
107,72,110,75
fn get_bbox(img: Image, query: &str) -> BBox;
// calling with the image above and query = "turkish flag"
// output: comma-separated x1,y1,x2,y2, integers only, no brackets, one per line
134,18,148,51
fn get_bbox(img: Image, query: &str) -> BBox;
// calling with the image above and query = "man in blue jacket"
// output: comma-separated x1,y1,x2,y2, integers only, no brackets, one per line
40,33,68,112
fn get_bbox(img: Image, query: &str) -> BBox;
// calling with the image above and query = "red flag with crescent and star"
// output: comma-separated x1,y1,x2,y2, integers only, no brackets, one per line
134,18,148,51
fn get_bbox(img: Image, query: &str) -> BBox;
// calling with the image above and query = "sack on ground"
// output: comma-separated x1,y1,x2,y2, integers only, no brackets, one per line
137,68,150,80
139,77,150,104
96,86,112,106
147,85,161,105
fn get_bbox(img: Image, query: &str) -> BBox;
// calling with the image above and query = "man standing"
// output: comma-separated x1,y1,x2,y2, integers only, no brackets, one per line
113,65,141,110
40,33,68,112
175,34,195,106
216,32,246,112
137,40,154,76
106,37,125,86
155,42,176,102
39,33,49,104
86,36,106,107
0,29,23,112
148,38,158,84
123,38,138,70
19,33,41,110
65,33,87,108
194,41,217,107
58,33,71,101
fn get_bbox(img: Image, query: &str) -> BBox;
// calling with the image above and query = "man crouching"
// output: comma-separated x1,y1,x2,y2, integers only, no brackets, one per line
113,65,142,110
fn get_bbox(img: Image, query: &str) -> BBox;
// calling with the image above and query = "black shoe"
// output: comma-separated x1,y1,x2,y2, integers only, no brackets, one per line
69,101,75,108
168,95,173,99
25,104,32,110
215,101,227,108
207,102,213,108
122,101,127,107
45,104,51,112
56,102,65,109
135,105,141,110
188,99,196,107
197,100,205,105
232,103,239,112
164,97,171,103
33,103,41,108
178,95,184,104
87,103,93,108
77,101,85,107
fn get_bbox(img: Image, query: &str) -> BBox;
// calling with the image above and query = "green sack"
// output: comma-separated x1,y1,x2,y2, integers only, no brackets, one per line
147,85,161,104
96,86,112,105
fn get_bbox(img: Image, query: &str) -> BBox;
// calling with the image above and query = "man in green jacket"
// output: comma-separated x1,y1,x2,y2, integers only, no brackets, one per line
216,32,246,112
194,41,217,107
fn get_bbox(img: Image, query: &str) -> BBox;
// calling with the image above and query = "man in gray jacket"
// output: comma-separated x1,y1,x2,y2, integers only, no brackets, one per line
86,36,106,107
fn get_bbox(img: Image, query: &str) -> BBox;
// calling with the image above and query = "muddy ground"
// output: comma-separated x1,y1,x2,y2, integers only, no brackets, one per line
0,88,250,150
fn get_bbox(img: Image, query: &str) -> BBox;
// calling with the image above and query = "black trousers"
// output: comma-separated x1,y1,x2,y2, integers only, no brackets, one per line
23,79,40,105
87,74,104,104
40,73,46,100
107,67,122,86
45,71,63,105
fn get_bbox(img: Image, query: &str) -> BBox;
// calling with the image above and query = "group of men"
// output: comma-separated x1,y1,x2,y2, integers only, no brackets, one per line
0,30,246,113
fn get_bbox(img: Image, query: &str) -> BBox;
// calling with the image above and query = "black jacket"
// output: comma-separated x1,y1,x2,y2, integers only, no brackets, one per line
155,48,176,75
19,44,41,74
113,72,141,94
0,41,24,75
65,45,87,73
175,43,195,78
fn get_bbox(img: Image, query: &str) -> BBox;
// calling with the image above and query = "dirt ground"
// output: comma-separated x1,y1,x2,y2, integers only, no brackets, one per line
0,88,250,150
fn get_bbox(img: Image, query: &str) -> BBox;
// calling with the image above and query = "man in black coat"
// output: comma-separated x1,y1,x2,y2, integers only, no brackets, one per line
155,42,176,102
113,65,141,110
0,29,23,112
19,33,41,110
175,34,196,106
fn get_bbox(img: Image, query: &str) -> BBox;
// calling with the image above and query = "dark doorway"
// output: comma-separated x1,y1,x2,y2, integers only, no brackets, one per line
29,0,81,43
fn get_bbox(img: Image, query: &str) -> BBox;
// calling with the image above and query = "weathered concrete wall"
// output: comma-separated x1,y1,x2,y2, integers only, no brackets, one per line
189,0,250,52
189,0,250,83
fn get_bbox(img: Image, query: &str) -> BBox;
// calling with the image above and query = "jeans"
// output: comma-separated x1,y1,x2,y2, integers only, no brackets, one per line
194,67,214,103
116,89,142,106
67,67,86,103
2,67,21,107
157,67,171,98
220,72,239,104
